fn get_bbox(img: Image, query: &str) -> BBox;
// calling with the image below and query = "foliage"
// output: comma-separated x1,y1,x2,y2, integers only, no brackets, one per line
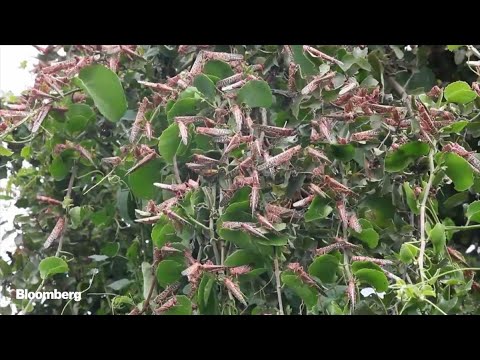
1,44,480,315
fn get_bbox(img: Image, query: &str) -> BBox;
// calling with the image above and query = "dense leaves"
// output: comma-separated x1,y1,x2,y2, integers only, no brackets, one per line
1,45,480,315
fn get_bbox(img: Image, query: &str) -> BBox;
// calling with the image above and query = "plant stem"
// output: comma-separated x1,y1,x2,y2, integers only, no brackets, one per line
418,149,436,282
445,224,480,231
140,277,156,315
56,165,76,257
186,215,210,231
273,253,284,315
424,298,447,315
21,279,45,314
57,88,81,99
83,168,116,195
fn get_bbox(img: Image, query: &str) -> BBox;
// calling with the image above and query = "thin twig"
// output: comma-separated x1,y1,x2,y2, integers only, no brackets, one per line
445,224,480,231
21,279,45,315
273,254,284,315
56,165,77,257
140,277,156,315
418,149,436,281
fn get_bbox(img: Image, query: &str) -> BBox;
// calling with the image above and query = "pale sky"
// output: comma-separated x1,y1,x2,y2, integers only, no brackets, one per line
1,46,38,262
0,45,38,96
0,46,40,311
0,45,37,257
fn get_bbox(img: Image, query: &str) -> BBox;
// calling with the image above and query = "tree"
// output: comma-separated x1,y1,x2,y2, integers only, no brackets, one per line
1,45,480,315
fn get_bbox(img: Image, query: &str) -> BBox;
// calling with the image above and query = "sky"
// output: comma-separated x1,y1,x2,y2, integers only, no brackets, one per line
0,46,39,311
0,45,37,259
0,45,38,96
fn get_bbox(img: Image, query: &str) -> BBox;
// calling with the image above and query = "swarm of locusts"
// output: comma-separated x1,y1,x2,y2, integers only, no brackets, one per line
5,45,480,315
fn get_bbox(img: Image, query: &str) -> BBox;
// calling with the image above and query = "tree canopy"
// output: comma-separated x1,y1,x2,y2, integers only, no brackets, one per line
1,45,480,315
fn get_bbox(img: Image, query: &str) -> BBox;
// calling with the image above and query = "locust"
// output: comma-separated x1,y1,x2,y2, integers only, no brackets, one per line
223,277,247,306
252,124,296,137
315,241,358,255
351,256,393,266
323,175,357,197
258,145,302,171
36,195,62,206
137,80,175,93
350,129,381,142
305,147,331,164
44,216,66,249
256,213,283,235
303,46,344,66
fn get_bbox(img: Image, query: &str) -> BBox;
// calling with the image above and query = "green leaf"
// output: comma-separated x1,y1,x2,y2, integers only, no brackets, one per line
197,275,217,315
49,156,69,181
355,269,389,292
0,259,12,277
101,242,120,257
112,296,134,309
256,233,289,246
20,146,31,158
429,223,446,256
66,104,95,133
228,187,252,205
330,144,355,162
218,229,254,251
352,261,383,273
197,274,210,311
290,45,317,77
126,239,140,263
158,123,182,164
447,45,463,51
403,182,419,215
399,243,418,264
193,74,216,100
237,80,273,108
444,81,478,104
439,120,468,134
38,257,69,280
78,65,127,122
308,254,339,283
305,196,333,222
177,87,203,101
351,219,379,249
69,206,84,229
167,98,201,122
220,200,252,223
444,152,474,191
444,192,469,209
361,196,395,228
160,295,192,315
224,250,254,267
443,217,457,241
281,273,317,309
156,260,184,288
406,67,436,92
128,158,163,199
203,60,234,80
385,141,430,172
116,189,135,226
466,200,480,223
0,145,14,157
151,222,181,248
